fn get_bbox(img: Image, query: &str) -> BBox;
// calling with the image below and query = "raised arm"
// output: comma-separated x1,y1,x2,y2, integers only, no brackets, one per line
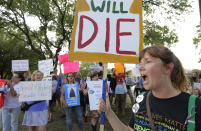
98,95,133,131
59,63,64,78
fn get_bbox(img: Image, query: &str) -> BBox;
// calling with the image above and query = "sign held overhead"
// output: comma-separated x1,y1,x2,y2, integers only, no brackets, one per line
69,0,143,64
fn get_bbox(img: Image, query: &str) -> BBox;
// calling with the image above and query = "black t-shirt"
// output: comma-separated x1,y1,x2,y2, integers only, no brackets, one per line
126,85,131,90
128,92,201,131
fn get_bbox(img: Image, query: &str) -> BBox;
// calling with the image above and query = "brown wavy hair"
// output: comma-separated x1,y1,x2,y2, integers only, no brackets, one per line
139,45,189,91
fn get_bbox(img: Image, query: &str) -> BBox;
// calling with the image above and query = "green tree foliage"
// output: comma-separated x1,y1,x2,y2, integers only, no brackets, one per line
0,30,42,79
144,20,178,46
0,0,75,66
79,62,96,80
193,28,201,62
143,0,192,46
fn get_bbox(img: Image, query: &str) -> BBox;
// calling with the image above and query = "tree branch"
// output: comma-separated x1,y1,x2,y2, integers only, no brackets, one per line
7,31,26,42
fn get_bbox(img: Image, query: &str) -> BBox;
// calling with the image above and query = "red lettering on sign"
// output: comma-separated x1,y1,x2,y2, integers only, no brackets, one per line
116,19,136,55
105,18,110,52
78,15,98,49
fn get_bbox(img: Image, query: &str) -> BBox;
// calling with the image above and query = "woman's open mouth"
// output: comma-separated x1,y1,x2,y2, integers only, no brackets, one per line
141,74,148,83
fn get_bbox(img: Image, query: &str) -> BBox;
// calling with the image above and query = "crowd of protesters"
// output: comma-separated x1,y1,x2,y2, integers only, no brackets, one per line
0,50,201,131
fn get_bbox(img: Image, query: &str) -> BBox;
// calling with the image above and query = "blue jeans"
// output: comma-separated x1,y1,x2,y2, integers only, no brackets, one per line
0,107,2,129
64,106,83,131
2,107,21,131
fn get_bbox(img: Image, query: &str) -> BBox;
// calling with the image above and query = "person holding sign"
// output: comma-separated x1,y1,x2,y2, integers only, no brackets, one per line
84,71,100,131
98,46,201,131
61,73,83,131
115,73,127,115
22,71,48,131
2,73,24,131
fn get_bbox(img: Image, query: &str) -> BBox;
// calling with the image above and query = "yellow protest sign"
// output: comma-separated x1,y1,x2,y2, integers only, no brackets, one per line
69,0,143,64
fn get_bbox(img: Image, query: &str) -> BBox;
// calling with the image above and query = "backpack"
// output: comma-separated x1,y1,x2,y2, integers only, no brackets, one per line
133,92,196,131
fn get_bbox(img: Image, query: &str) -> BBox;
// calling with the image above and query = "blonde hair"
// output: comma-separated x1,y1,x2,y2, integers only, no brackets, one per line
139,45,189,91
31,70,44,81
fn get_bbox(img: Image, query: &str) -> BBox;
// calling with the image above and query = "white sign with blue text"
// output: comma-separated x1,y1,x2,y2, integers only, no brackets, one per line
87,80,103,111
12,60,29,71
64,83,80,107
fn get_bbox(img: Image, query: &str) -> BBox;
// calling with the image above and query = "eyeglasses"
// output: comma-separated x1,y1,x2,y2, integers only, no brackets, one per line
67,76,73,77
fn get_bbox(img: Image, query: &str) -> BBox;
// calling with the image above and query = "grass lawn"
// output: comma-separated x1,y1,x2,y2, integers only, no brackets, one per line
17,104,133,131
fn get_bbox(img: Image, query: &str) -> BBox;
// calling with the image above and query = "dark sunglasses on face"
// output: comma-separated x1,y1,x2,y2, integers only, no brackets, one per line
67,75,73,77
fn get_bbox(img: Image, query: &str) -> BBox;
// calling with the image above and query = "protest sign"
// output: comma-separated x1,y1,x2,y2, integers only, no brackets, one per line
0,79,7,88
63,61,79,73
135,64,140,76
87,80,103,110
12,60,29,71
193,83,201,89
114,63,125,74
125,77,135,85
69,0,143,64
38,59,54,76
42,77,52,81
64,83,80,107
57,54,69,64
90,65,103,72
19,81,52,102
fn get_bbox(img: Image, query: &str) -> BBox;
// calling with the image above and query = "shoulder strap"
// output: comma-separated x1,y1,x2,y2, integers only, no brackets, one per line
141,91,146,95
146,91,156,131
187,95,196,131
28,101,44,107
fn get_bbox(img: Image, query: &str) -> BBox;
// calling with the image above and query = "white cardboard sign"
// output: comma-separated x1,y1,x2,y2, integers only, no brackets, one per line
12,60,29,71
90,65,103,72
87,80,103,111
19,81,52,102
38,59,54,76
42,77,52,81
193,83,201,89
125,77,135,85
